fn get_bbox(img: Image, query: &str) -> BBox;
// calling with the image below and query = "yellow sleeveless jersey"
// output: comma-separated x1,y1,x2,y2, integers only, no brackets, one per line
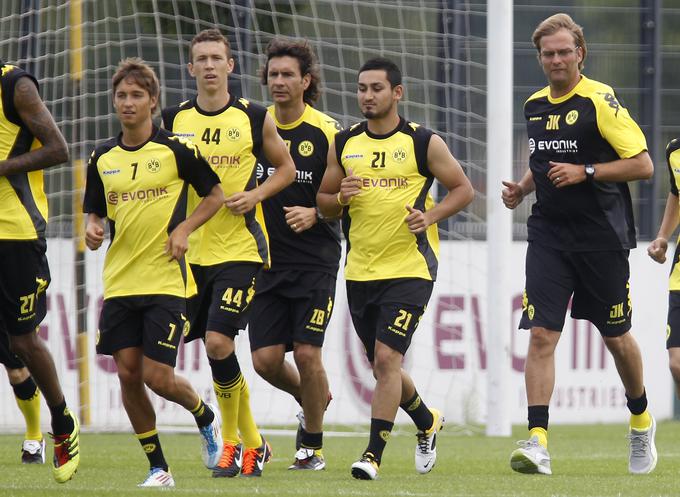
162,94,268,266
335,117,438,281
0,62,48,240
83,127,220,299
666,138,680,290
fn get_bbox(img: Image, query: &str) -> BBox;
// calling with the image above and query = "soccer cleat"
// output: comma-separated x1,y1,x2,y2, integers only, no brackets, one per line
240,437,272,477
22,438,46,464
351,452,379,480
628,415,657,474
415,407,444,474
288,447,326,471
212,442,242,478
510,436,552,475
198,403,223,469
51,409,80,483
138,467,175,487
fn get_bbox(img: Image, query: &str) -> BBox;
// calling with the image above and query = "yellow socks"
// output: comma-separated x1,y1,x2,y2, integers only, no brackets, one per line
529,427,548,448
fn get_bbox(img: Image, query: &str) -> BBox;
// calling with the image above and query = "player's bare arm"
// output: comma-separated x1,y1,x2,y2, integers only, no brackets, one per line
404,134,474,234
548,151,653,188
224,114,295,215
166,183,224,260
648,191,680,264
502,168,535,209
0,76,68,176
85,213,106,251
317,141,362,218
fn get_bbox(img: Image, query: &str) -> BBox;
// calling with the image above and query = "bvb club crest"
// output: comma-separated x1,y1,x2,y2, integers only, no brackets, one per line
298,140,314,157
565,110,579,125
146,158,161,173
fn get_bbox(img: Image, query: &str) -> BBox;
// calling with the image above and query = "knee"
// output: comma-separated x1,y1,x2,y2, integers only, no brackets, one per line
117,364,143,388
528,328,559,356
204,333,234,359
143,369,173,396
372,347,400,379
5,366,29,384
252,351,282,379
293,345,322,374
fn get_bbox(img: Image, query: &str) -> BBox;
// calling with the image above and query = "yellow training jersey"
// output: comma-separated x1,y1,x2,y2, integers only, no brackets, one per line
335,117,438,281
0,62,48,240
162,94,268,266
666,138,680,290
83,127,220,299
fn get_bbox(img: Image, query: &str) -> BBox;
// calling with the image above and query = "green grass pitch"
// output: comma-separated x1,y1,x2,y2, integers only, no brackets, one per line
1,422,679,496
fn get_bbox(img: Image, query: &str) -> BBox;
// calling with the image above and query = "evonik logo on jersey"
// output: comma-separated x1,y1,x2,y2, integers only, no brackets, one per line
256,163,313,184
529,138,578,155
207,155,240,168
106,187,169,205
361,177,408,190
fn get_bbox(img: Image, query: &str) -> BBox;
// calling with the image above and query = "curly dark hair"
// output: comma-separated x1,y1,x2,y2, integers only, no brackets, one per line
260,37,321,105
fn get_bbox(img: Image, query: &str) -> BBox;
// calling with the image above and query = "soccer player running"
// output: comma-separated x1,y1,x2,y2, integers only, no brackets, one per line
0,58,79,482
648,139,680,409
502,13,656,476
317,57,474,480
249,38,341,471
2,351,44,463
83,58,225,488
162,29,296,478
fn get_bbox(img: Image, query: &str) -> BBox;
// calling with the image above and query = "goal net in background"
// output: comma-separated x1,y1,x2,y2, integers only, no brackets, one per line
0,0,491,432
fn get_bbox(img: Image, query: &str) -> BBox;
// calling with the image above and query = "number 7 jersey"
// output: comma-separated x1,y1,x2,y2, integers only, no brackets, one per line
162,94,269,266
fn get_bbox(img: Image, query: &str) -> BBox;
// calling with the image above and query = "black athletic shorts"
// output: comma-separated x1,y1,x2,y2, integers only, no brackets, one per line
666,291,680,349
249,269,337,352
185,262,261,342
0,240,50,336
96,295,188,367
347,278,433,362
519,242,632,337
0,330,24,369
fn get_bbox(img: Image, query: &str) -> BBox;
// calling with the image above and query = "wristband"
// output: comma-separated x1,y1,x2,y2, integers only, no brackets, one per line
337,191,350,206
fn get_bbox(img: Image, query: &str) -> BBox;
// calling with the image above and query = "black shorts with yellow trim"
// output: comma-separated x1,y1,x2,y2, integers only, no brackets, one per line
185,261,261,342
249,269,337,352
96,295,188,367
519,242,632,337
347,277,433,362
0,240,50,337
666,291,680,349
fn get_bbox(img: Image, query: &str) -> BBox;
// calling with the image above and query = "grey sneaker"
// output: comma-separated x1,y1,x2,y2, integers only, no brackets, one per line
295,411,306,451
628,415,657,474
288,447,326,470
510,436,552,475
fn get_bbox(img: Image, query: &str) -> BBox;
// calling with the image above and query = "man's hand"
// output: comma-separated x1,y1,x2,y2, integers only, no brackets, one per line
501,180,525,209
85,222,105,250
284,206,317,234
165,223,190,261
547,161,586,188
648,237,669,264
405,205,430,234
225,190,260,215
338,168,362,205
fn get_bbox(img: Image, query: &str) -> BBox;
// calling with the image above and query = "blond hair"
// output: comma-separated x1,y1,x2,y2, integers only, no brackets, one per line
532,13,587,70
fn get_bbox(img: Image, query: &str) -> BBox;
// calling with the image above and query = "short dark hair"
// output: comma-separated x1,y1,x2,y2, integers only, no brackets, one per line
260,37,321,105
112,57,160,114
190,28,231,62
358,57,402,88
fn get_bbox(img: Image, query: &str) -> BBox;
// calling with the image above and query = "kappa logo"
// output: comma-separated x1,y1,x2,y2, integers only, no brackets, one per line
597,92,621,117
103,169,121,175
